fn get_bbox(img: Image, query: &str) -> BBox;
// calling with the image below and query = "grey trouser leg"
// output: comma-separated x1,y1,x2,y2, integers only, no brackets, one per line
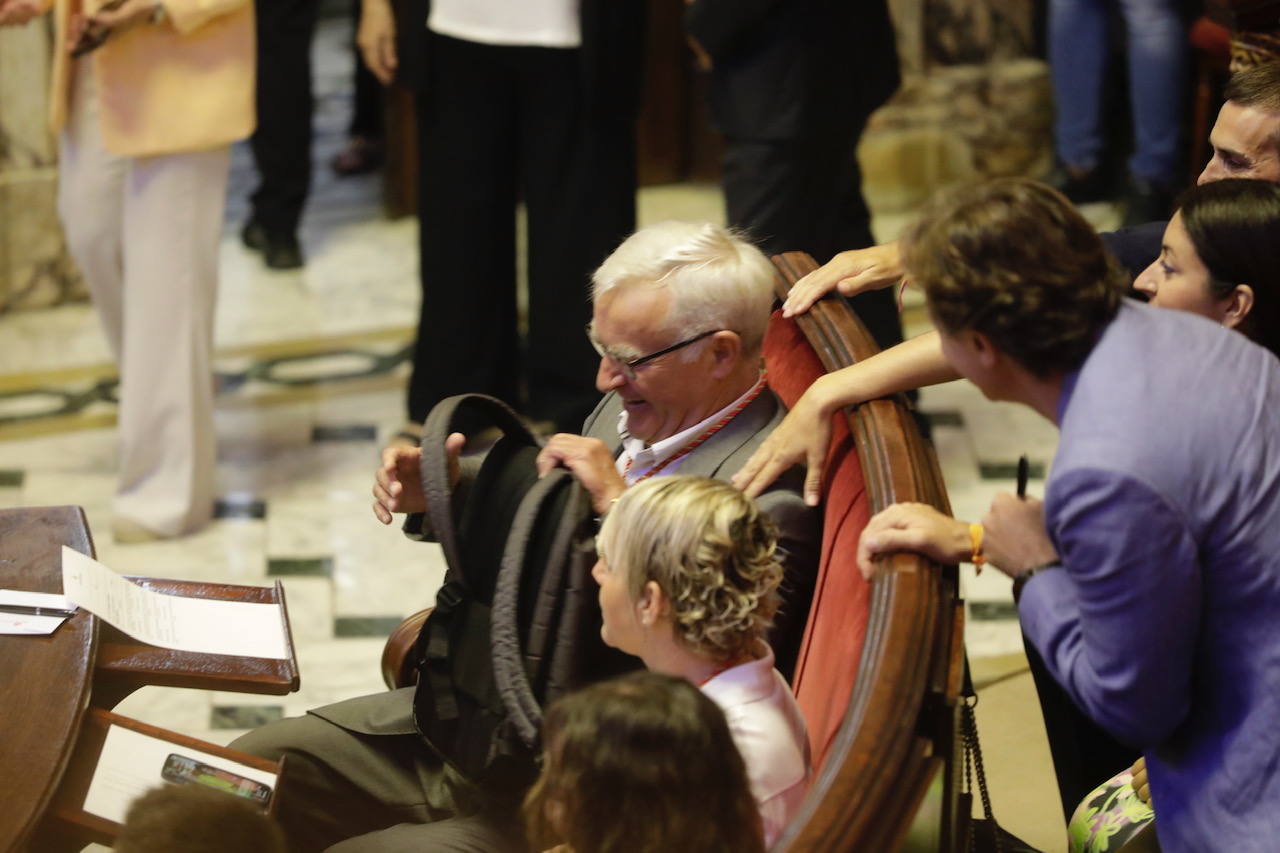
231,696,481,852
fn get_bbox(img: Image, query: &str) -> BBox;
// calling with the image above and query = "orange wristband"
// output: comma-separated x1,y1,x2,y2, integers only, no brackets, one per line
969,523,985,571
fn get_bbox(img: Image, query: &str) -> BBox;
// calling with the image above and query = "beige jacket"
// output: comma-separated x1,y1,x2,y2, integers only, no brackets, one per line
42,0,254,156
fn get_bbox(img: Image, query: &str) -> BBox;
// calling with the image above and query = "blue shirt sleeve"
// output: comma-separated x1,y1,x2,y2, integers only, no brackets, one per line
1019,467,1202,747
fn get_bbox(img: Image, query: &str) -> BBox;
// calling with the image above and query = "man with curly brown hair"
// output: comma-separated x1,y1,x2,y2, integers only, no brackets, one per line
858,178,1280,852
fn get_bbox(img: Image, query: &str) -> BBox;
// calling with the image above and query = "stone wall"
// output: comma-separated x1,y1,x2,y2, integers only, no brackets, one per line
0,20,84,314
862,0,1053,214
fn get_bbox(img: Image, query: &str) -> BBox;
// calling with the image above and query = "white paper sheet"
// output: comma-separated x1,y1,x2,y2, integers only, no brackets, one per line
0,588,75,635
83,724,277,824
0,611,67,635
0,588,75,610
61,547,289,659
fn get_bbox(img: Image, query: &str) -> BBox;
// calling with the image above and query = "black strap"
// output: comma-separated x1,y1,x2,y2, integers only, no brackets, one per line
420,394,536,579
491,469,589,748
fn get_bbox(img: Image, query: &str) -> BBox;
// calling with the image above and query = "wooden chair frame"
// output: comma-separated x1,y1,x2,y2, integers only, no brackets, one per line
769,253,966,852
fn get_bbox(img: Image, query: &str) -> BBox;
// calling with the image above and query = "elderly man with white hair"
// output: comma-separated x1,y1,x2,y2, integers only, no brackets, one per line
233,221,819,853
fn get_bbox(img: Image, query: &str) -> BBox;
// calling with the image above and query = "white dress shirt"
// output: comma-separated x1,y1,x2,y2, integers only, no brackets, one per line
428,0,581,48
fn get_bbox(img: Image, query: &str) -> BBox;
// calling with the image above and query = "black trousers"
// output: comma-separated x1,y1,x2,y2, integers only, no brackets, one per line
722,123,903,353
348,0,382,140
408,34,636,430
249,0,320,237
1025,636,1141,821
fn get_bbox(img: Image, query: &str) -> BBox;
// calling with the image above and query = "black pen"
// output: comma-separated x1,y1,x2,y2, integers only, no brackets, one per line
1016,454,1029,499
0,603,78,618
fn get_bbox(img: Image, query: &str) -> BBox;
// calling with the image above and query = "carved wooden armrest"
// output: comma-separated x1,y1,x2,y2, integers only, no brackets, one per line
381,607,432,690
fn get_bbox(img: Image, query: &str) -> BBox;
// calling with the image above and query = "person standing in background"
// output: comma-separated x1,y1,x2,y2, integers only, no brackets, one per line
1046,0,1188,225
241,0,319,270
684,0,903,352
358,0,645,441
0,0,253,542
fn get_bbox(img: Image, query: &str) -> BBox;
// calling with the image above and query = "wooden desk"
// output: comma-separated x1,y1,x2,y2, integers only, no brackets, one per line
0,506,299,852
0,506,98,852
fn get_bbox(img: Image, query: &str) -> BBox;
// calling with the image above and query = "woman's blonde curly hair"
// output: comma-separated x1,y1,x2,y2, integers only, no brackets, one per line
597,475,782,665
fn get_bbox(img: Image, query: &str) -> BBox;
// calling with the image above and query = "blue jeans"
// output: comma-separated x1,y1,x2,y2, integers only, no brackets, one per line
1050,0,1187,184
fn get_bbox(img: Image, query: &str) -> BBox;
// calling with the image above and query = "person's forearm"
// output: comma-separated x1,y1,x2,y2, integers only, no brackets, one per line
810,331,959,416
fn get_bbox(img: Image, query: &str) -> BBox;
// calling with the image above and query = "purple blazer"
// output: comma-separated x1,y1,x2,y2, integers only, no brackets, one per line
1020,300,1280,851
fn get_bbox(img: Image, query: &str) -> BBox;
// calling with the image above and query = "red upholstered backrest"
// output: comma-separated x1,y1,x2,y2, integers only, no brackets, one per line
763,310,873,773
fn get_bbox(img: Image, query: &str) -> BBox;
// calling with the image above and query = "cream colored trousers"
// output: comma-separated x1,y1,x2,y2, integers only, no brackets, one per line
58,60,227,537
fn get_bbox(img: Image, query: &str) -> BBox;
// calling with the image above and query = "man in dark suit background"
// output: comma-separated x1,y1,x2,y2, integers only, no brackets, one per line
686,0,902,350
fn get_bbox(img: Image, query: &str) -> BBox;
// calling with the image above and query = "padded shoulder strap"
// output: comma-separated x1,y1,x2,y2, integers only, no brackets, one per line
420,394,538,577
490,468,591,749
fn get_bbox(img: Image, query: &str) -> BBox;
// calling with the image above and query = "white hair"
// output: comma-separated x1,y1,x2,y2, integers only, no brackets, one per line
591,221,776,357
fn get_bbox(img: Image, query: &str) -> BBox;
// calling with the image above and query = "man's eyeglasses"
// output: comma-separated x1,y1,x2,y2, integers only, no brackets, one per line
586,325,722,381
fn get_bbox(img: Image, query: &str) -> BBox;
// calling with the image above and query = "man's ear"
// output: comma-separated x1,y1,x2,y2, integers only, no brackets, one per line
707,330,743,377
636,580,667,627
1221,284,1255,331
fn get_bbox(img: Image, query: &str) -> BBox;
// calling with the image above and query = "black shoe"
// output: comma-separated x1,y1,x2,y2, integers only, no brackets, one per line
1045,163,1113,205
1121,175,1175,227
241,220,304,270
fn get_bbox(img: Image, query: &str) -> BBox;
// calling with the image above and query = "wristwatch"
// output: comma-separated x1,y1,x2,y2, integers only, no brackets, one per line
151,2,167,24
1012,560,1061,602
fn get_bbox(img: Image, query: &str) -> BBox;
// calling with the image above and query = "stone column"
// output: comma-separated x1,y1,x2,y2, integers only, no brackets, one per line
861,0,1053,214
0,18,84,313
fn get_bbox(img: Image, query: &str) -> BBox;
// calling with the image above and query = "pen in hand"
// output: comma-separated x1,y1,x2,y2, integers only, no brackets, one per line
1016,454,1029,499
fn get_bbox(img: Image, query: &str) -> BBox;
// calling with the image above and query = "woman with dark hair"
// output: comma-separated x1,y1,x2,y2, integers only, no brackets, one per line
590,475,810,846
523,670,766,853
1133,178,1280,358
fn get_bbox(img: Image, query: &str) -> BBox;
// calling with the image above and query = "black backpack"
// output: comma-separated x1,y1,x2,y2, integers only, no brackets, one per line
408,394,637,802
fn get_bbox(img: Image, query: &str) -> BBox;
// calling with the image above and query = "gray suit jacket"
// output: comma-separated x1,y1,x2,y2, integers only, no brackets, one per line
584,390,820,677
332,389,820,738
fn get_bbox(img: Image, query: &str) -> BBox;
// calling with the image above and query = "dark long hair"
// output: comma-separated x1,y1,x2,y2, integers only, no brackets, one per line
1178,178,1280,358
523,671,766,853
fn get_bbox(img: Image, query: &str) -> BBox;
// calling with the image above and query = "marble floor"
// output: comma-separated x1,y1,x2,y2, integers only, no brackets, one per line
0,13,1133,851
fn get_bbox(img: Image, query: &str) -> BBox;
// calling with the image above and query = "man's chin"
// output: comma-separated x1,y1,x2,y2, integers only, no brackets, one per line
622,403,657,442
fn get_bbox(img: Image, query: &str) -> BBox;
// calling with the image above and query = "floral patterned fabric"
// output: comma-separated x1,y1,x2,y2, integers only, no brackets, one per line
1068,766,1156,853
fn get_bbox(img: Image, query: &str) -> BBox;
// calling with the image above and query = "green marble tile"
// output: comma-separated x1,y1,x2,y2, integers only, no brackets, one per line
978,461,1045,481
268,556,333,577
211,705,284,730
969,601,1018,621
0,470,24,487
334,616,405,637
215,496,268,520
312,424,378,442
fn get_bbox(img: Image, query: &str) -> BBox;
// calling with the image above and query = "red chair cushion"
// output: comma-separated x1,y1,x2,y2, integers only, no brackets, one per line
763,310,874,772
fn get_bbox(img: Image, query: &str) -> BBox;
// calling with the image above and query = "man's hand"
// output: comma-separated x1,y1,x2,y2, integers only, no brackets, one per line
0,0,42,26
371,432,464,523
857,502,971,579
732,382,833,506
536,434,626,515
357,0,397,85
980,493,1059,578
781,241,905,318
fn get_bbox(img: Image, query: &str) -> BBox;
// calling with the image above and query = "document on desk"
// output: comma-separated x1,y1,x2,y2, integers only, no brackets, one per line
84,723,277,823
0,589,75,635
61,547,289,659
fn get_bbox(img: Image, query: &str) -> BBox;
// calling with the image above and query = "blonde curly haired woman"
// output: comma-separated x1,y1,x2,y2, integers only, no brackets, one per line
592,475,810,846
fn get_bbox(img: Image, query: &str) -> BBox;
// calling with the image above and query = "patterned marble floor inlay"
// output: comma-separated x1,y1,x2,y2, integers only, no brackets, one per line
211,705,285,730
215,496,269,520
268,557,335,578
334,616,409,638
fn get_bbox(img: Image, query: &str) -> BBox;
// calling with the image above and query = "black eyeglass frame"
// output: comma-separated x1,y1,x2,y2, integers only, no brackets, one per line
586,326,724,380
